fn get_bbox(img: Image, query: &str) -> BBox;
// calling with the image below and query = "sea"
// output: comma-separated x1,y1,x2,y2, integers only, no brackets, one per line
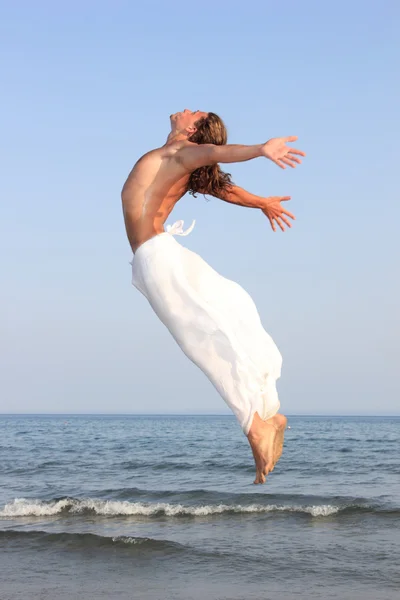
0,414,399,600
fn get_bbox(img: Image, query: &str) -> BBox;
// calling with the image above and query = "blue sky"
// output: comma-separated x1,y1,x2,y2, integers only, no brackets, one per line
1,1,399,415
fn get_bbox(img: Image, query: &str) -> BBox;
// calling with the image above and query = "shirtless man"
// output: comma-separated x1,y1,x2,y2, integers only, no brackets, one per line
122,109,305,484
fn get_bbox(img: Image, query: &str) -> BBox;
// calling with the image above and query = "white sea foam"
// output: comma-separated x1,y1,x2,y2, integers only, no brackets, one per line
0,497,341,518
1,497,72,517
112,536,148,545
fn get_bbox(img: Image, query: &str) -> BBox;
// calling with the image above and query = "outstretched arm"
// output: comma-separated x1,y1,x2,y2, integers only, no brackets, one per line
208,184,296,232
177,142,263,170
176,136,305,172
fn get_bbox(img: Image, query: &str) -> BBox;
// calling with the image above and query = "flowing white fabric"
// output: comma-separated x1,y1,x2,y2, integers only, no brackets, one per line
165,219,196,236
131,221,282,435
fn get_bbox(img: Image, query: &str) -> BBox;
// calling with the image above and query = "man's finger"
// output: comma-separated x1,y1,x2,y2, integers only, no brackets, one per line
289,148,306,157
285,136,298,142
281,216,292,228
268,216,276,232
279,196,291,202
281,157,296,168
275,217,285,232
282,209,295,220
287,154,301,164
274,159,286,169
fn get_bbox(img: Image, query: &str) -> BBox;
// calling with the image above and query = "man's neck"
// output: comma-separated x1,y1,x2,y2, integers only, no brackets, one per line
166,130,189,144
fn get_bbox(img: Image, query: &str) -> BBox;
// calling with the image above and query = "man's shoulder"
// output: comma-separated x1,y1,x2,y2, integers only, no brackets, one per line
160,140,198,164
164,139,193,152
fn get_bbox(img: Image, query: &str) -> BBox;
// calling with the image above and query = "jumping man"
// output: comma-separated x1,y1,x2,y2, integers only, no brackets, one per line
121,110,306,484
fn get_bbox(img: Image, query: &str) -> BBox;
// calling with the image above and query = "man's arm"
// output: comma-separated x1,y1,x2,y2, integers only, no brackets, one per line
176,143,263,171
210,185,268,209
176,136,305,172
208,185,295,232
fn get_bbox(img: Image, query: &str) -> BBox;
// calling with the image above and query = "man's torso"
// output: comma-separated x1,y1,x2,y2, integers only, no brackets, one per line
121,142,191,252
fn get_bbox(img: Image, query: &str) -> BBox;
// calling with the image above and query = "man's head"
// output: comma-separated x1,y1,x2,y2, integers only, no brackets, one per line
170,110,227,145
170,109,207,136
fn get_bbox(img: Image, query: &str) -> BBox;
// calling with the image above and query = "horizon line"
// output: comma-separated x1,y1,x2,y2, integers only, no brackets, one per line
0,412,399,417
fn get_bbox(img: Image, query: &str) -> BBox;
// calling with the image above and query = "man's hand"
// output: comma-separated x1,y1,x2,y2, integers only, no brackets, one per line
262,196,295,232
261,136,306,169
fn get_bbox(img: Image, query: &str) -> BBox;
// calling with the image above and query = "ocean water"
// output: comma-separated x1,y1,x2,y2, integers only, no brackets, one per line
0,414,399,600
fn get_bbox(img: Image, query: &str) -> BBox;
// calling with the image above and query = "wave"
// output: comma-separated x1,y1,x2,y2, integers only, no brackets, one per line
0,529,183,553
0,496,384,519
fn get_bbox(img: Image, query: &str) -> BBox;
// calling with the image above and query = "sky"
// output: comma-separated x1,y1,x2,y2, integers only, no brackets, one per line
1,1,399,415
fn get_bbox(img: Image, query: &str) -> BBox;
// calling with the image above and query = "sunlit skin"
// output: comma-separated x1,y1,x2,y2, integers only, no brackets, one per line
121,109,305,483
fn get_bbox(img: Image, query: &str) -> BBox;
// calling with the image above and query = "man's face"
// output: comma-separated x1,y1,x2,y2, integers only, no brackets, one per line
170,109,208,134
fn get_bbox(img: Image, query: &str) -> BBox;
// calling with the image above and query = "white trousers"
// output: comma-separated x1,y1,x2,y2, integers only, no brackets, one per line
131,221,282,435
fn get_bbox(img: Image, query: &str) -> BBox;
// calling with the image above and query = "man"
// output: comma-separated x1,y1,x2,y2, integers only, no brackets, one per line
122,109,305,484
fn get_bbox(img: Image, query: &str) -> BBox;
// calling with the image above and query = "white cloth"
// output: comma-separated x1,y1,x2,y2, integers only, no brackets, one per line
131,221,282,435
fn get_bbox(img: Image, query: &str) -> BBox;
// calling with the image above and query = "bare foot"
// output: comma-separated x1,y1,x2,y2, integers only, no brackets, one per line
247,412,287,484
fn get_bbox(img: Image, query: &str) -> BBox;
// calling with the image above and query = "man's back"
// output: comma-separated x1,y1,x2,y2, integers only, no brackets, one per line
121,141,190,252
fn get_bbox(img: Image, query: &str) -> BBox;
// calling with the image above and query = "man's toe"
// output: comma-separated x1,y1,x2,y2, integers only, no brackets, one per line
254,470,266,484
